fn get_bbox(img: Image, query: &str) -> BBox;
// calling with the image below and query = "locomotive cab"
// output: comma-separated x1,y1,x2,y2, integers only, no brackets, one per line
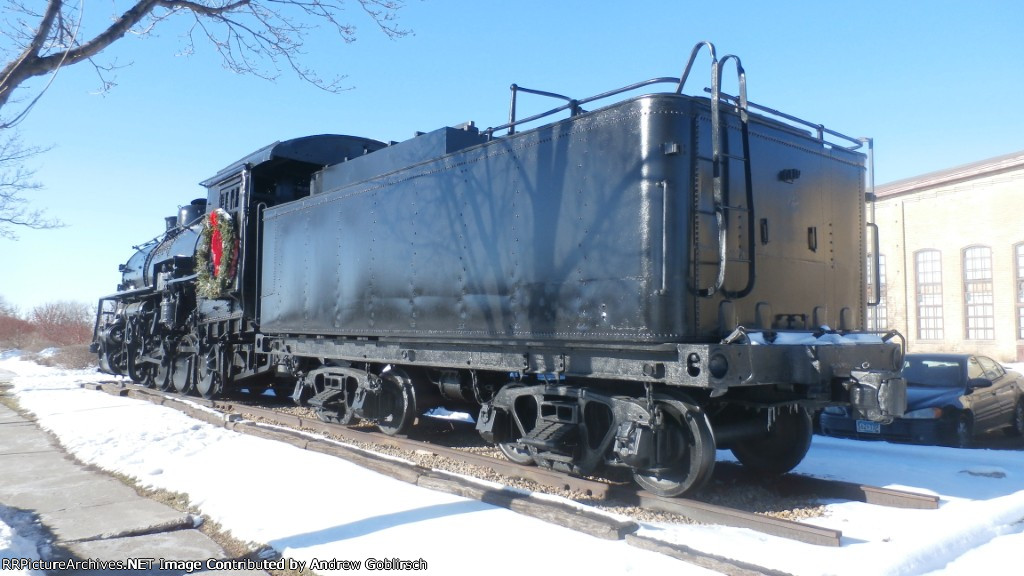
94,135,387,395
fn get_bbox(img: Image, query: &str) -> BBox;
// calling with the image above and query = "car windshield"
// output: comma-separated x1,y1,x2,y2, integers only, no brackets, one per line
901,358,964,388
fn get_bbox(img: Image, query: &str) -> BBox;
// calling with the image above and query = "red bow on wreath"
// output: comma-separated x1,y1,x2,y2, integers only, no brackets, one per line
210,210,223,277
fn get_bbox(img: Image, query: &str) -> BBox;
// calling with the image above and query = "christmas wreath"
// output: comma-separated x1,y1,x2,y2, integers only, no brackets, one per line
195,208,238,299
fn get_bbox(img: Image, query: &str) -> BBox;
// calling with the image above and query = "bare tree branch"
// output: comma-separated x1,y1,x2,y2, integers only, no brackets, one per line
0,0,407,239
0,0,409,123
0,129,62,239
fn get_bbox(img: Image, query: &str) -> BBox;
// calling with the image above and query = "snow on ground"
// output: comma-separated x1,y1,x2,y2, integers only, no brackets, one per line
2,353,1024,575
0,355,709,576
0,515,43,576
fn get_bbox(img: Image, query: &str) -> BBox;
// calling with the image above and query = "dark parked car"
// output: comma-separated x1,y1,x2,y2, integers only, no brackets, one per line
820,353,1024,447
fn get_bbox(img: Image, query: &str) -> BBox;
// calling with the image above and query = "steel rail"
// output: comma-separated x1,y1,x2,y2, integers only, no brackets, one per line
713,462,940,510
627,490,842,547
205,396,615,498
86,381,939,549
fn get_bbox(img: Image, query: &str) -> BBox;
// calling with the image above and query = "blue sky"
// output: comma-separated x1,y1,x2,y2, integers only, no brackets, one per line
2,0,1023,312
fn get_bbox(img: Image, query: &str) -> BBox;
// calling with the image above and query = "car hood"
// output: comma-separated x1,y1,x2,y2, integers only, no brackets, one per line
906,386,964,410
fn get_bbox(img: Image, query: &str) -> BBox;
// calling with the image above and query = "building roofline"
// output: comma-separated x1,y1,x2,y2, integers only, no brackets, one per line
876,149,1024,198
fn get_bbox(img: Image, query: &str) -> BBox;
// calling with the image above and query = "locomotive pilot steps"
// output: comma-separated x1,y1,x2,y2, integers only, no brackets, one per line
93,42,906,496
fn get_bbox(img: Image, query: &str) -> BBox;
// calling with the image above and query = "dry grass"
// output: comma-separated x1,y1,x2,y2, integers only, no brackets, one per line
33,344,96,370
0,342,97,371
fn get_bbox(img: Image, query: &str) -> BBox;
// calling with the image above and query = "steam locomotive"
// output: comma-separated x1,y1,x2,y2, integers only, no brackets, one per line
92,42,906,496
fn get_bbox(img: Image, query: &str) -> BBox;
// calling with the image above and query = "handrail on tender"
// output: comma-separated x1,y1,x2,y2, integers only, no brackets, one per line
485,40,863,152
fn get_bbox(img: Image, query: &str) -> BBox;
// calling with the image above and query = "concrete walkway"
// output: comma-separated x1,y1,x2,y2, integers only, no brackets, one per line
0,375,268,575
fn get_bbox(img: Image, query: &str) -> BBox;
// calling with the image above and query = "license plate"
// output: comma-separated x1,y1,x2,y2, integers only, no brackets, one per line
856,420,881,434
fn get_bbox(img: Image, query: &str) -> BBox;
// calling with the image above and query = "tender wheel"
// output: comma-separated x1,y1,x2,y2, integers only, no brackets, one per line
376,368,417,436
498,442,537,465
729,406,813,475
632,400,716,497
955,412,974,448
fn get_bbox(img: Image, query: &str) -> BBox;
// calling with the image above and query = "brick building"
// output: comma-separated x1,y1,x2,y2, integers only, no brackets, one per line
870,150,1024,361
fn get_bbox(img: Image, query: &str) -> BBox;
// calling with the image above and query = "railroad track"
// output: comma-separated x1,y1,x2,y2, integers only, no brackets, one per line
82,380,940,570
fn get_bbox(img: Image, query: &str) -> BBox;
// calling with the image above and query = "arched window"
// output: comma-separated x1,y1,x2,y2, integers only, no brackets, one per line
963,246,994,340
915,250,943,340
1015,243,1024,340
866,254,888,331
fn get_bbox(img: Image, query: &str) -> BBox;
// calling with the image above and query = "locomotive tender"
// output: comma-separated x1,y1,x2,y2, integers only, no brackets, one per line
93,42,906,496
